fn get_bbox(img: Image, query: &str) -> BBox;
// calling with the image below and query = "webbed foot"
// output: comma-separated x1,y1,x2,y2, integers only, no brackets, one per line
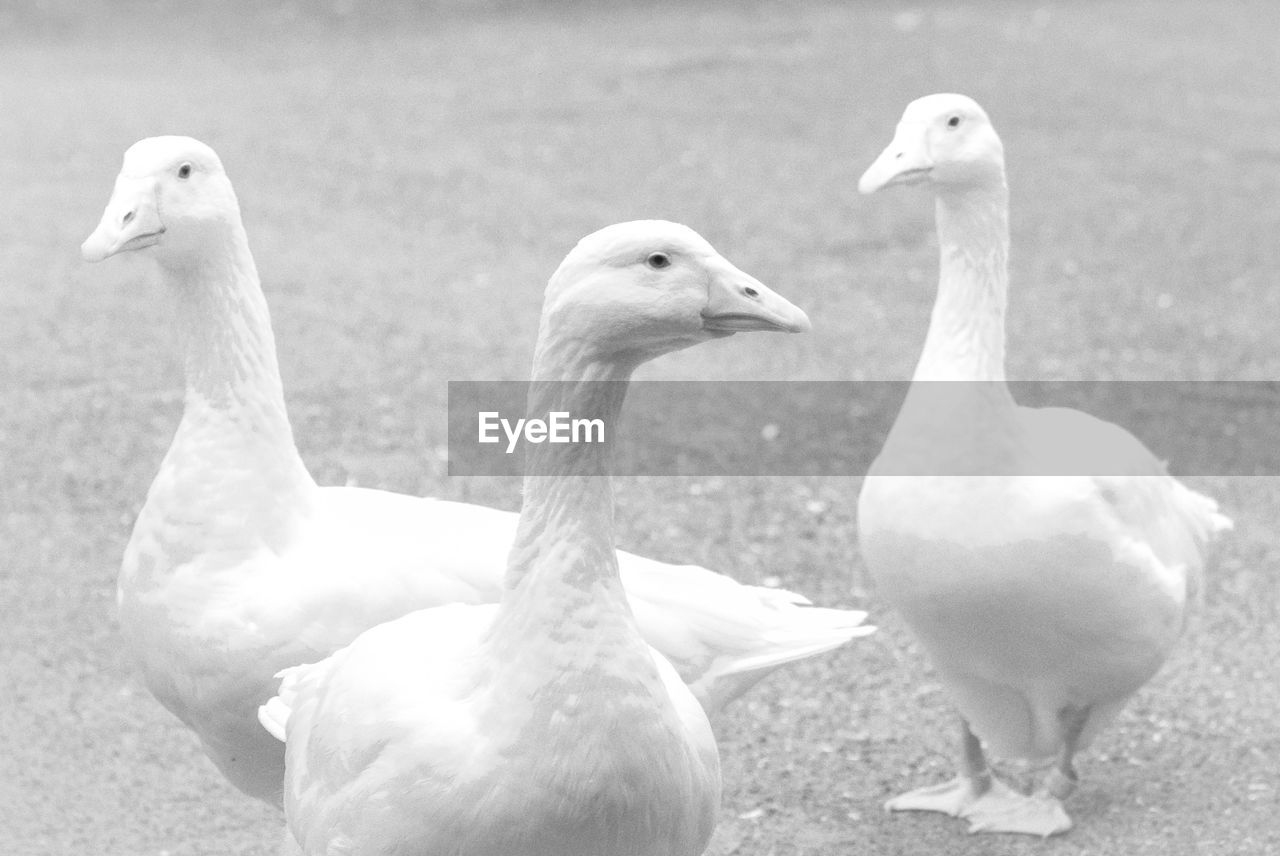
885,773,1008,816
887,773,1073,837
962,786,1072,837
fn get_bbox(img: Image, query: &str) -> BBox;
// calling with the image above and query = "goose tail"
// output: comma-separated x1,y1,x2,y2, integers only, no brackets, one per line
258,666,304,743
1168,480,1233,614
687,602,875,712
619,555,874,715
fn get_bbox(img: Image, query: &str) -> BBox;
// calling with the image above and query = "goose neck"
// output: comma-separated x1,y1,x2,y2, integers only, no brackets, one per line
503,334,633,593
167,225,286,409
160,222,314,506
914,182,1011,384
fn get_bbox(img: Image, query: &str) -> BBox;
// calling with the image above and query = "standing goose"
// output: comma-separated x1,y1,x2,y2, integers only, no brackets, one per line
855,94,1231,836
257,220,810,855
81,137,868,809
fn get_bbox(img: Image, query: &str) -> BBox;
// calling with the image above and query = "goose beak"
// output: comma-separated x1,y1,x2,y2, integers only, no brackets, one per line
858,123,932,194
81,178,165,262
701,260,811,334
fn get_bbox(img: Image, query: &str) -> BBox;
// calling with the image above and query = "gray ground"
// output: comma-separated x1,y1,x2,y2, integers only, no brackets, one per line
2,2,1277,854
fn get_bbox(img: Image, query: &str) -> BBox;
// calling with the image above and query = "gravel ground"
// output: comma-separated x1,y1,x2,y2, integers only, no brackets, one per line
2,2,1277,854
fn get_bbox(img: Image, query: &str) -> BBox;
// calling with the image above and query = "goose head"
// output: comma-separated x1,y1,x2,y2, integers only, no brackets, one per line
82,136,241,266
538,220,810,368
858,94,1005,194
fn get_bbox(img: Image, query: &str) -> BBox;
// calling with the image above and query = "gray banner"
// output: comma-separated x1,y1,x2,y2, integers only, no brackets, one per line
446,381,1280,476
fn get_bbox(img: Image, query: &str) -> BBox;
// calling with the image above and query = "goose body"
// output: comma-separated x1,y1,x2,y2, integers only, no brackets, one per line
260,220,812,855
119,487,507,800
262,601,715,856
856,95,1230,835
81,138,872,808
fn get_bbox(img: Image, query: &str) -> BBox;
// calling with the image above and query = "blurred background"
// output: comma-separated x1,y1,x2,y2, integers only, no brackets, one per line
2,2,1277,854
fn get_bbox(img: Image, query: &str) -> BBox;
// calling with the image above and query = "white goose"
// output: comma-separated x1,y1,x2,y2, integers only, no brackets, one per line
80,137,869,810
855,94,1231,836
257,220,811,855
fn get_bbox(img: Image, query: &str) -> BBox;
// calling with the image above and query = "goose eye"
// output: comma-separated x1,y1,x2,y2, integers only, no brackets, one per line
177,163,192,179
646,252,671,270
946,116,961,128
